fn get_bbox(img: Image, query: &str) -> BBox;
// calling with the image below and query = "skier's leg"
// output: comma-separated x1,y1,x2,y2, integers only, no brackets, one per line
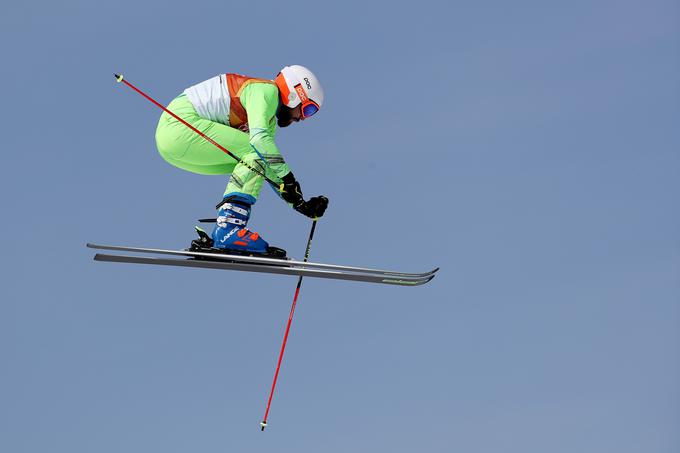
155,94,279,255
155,94,247,175
155,94,268,203
221,152,268,205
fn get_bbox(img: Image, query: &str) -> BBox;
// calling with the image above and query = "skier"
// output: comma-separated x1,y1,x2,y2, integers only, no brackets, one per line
154,65,329,257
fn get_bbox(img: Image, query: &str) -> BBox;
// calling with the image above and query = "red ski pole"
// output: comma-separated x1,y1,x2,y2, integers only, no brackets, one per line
260,219,318,431
113,74,280,187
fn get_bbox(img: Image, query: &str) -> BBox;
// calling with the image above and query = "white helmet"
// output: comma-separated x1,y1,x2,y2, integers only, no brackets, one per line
275,65,324,117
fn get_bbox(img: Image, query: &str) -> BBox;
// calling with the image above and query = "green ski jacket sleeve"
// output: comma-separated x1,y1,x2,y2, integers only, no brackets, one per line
240,83,291,180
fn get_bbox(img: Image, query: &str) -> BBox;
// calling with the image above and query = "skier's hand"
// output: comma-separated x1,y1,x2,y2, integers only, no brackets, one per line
279,172,304,206
280,172,329,219
295,196,329,219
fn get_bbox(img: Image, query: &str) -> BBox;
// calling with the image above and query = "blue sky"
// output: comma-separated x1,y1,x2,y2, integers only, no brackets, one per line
1,1,679,452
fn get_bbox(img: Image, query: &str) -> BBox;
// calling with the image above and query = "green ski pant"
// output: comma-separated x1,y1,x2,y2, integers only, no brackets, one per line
155,94,266,204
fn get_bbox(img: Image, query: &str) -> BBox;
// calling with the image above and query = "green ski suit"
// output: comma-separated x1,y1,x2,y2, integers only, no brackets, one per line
155,80,290,205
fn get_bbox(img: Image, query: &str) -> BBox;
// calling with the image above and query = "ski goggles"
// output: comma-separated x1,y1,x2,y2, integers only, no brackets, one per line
294,84,320,119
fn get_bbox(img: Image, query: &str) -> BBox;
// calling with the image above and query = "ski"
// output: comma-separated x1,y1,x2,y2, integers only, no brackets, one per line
92,253,434,286
86,243,438,279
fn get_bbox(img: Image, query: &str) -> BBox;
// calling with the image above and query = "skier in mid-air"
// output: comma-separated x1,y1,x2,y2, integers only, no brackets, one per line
154,65,328,257
90,71,436,283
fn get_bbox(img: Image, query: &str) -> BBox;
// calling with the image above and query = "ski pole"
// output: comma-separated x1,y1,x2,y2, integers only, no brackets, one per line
112,74,280,187
260,220,318,431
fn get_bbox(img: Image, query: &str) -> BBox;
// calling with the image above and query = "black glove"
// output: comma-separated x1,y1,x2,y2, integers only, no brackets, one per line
279,172,329,219
280,172,304,207
295,196,329,219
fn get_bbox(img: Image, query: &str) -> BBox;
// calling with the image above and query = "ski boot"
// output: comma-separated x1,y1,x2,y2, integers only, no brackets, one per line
190,198,286,258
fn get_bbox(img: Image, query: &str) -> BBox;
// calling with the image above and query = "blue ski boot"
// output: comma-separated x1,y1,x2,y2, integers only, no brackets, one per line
190,197,286,258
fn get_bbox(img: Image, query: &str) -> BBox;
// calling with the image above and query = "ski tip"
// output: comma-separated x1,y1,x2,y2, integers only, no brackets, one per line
381,273,436,286
432,267,440,274
114,73,124,82
415,273,436,286
260,421,267,431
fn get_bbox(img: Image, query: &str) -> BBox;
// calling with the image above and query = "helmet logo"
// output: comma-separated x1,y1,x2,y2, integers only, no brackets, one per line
294,84,309,103
304,78,312,89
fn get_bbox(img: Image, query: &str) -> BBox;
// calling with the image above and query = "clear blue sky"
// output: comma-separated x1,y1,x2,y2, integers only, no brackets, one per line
2,1,679,452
